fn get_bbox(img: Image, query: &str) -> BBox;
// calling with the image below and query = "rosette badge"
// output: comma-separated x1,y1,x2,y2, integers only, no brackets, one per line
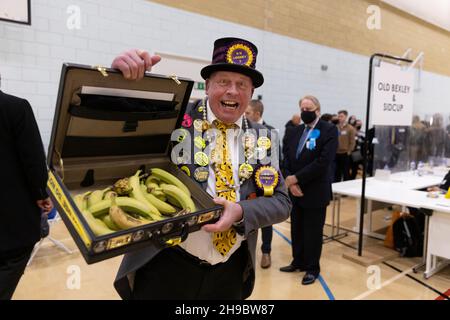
255,166,279,197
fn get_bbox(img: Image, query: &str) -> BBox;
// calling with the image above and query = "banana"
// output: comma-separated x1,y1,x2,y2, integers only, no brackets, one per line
112,177,133,196
160,183,196,213
130,170,162,221
103,190,118,200
140,184,176,216
87,187,110,208
102,215,120,231
145,175,160,186
150,168,191,197
109,197,151,230
81,210,114,236
89,197,155,219
165,194,182,208
155,193,167,202
73,191,90,211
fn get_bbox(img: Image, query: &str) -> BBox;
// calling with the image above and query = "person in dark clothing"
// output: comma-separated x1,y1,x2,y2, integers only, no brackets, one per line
280,95,338,285
0,90,53,300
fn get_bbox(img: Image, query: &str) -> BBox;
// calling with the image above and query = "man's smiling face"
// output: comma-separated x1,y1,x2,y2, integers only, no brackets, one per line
206,71,254,124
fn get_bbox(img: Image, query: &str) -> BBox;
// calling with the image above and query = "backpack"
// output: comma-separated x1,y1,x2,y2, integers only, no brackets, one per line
392,213,423,257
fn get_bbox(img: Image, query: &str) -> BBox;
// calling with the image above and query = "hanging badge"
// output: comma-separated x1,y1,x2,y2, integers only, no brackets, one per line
242,133,256,149
257,136,271,150
194,136,206,150
254,166,279,197
194,167,209,183
239,163,254,180
194,152,209,166
193,119,204,132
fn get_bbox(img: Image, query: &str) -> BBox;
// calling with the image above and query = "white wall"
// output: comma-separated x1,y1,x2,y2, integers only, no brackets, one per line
1,0,450,151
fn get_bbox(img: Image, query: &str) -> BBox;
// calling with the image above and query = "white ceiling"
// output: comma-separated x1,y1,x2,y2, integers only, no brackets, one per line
382,0,450,32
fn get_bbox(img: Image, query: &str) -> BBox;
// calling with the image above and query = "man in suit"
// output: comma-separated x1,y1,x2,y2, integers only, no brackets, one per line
111,38,291,299
245,99,279,269
280,95,338,285
0,90,53,300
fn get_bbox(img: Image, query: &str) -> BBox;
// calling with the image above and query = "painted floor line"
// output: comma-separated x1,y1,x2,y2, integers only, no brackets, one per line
273,227,336,300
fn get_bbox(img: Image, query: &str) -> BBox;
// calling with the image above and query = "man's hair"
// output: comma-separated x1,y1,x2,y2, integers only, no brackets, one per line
320,113,333,122
338,110,348,116
249,99,264,117
299,95,321,110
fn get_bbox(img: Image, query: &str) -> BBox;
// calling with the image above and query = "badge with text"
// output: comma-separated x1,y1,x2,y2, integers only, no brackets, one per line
239,163,254,180
194,152,209,166
193,119,204,132
257,136,271,150
194,167,209,183
254,166,279,196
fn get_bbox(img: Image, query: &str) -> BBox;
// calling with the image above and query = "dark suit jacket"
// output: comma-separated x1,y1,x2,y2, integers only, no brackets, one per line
0,91,49,252
114,100,291,299
283,119,338,208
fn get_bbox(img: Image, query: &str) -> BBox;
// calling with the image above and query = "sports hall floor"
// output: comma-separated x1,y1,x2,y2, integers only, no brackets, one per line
13,197,450,300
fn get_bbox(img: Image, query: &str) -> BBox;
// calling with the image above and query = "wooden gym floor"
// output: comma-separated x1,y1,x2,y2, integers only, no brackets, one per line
13,197,450,300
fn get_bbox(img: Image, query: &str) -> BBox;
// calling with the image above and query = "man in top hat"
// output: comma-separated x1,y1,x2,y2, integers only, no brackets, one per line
111,37,291,299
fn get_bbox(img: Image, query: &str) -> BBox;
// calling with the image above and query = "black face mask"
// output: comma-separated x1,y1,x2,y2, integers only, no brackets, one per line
356,125,362,130
332,119,339,125
301,110,317,125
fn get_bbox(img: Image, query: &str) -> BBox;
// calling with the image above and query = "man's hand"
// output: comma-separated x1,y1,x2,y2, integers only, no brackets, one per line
37,197,53,215
289,184,304,197
427,186,440,192
111,49,161,80
202,197,243,233
285,175,298,188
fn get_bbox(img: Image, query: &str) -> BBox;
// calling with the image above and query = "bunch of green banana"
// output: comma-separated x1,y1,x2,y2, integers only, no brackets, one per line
129,170,163,221
160,183,196,213
112,177,133,196
80,209,114,236
89,196,154,219
149,168,191,197
87,187,110,208
140,184,176,216
109,197,151,229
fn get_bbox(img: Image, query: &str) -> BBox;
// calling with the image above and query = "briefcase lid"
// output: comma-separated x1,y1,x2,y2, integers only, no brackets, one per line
48,63,194,170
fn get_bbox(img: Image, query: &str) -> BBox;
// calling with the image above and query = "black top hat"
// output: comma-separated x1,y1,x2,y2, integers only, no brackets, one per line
201,37,264,88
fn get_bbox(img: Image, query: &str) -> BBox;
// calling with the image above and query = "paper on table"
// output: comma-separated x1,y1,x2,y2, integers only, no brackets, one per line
81,86,174,101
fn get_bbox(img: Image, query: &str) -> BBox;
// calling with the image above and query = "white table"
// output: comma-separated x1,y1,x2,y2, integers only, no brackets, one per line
331,170,450,279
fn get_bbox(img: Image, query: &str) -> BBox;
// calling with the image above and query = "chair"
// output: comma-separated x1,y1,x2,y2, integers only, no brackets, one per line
27,209,74,266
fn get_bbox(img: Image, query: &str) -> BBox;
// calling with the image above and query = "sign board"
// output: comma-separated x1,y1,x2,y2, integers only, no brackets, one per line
0,0,30,25
154,52,209,101
370,61,414,126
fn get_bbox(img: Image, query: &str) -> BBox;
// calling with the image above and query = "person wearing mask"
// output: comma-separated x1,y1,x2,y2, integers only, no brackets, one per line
245,100,280,269
0,89,53,300
111,38,291,300
280,95,338,285
331,114,339,126
335,110,355,182
348,115,357,127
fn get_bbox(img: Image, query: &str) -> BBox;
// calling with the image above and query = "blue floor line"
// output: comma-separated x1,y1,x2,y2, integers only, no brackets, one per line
273,227,336,300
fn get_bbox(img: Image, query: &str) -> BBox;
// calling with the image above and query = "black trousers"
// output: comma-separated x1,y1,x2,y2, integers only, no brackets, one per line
290,203,326,275
132,243,248,300
0,245,34,300
260,226,273,254
335,153,351,182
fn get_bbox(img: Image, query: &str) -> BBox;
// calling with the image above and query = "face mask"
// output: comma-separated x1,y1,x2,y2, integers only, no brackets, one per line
356,125,362,130
332,119,339,125
301,110,317,124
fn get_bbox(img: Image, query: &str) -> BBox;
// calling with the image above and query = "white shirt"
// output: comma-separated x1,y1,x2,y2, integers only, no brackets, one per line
179,101,245,265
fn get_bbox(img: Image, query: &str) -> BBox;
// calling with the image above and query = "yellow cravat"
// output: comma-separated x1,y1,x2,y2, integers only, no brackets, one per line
212,120,237,256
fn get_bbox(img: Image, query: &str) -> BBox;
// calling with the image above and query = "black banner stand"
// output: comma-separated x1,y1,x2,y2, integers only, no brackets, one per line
358,53,413,256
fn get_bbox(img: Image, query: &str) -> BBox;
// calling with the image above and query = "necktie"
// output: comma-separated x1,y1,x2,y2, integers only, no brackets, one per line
296,126,310,159
212,120,237,256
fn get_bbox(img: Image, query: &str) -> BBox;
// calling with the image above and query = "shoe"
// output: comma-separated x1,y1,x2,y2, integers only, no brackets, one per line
260,253,271,269
279,264,303,272
302,272,318,285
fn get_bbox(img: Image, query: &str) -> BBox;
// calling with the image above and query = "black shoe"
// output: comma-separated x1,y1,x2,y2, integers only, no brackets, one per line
279,265,303,272
301,272,318,285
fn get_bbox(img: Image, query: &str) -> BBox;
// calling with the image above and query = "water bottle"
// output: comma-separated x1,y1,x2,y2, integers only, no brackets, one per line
410,161,416,175
417,161,424,176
